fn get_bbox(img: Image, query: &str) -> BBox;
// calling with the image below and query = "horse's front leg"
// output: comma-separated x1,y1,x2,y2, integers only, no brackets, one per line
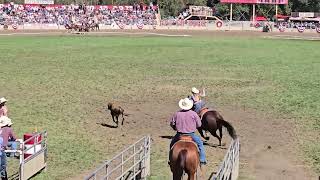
111,114,116,124
121,113,125,125
115,116,119,127
197,127,209,141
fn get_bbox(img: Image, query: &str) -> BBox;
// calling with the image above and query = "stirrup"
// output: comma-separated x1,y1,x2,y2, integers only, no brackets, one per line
200,161,207,166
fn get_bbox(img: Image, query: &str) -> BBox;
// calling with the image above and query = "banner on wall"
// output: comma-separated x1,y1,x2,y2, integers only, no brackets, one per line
220,0,288,4
24,0,54,4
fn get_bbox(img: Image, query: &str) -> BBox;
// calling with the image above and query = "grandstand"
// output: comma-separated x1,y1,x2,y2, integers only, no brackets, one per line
0,3,159,26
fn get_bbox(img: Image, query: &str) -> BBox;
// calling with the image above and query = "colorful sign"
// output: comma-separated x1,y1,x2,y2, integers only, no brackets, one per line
24,0,54,4
221,0,288,4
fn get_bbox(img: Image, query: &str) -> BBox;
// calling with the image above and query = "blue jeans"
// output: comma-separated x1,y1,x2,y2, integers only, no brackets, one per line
7,141,18,157
170,132,206,163
0,150,7,179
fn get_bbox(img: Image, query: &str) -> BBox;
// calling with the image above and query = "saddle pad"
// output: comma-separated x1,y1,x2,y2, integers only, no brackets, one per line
171,137,199,152
199,108,209,119
179,135,193,142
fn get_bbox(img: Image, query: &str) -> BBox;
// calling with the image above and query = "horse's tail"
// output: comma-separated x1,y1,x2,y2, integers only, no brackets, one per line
220,119,237,139
178,149,188,170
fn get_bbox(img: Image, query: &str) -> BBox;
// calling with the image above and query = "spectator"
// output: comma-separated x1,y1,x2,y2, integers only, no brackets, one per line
0,136,7,180
0,116,17,158
0,98,8,117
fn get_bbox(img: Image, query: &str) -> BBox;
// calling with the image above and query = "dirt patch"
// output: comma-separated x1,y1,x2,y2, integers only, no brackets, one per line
74,99,316,180
222,106,316,180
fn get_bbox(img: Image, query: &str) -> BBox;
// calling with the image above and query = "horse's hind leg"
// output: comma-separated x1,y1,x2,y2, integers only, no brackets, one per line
218,125,223,144
197,128,209,141
173,171,183,180
188,172,196,180
209,130,222,146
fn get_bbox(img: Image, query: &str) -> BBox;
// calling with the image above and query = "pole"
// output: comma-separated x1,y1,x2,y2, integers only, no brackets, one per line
275,4,278,22
252,4,256,22
230,4,233,21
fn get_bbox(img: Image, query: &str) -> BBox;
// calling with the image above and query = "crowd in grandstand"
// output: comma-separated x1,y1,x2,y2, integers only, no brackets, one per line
0,2,158,26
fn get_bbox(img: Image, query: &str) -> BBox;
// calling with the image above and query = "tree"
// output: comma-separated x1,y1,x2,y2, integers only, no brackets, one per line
158,0,184,17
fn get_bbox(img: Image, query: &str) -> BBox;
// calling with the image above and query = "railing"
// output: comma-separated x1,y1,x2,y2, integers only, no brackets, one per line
85,136,151,180
213,138,240,180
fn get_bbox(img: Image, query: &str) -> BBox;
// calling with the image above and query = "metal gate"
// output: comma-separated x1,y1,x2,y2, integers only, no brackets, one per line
85,136,151,180
5,131,48,180
213,138,240,180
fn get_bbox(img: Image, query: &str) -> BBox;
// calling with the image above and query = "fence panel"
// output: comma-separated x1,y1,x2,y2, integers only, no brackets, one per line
85,136,151,180
213,138,240,180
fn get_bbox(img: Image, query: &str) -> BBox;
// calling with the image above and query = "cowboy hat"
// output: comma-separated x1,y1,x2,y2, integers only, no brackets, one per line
191,87,200,94
0,116,11,127
178,98,193,110
0,97,7,104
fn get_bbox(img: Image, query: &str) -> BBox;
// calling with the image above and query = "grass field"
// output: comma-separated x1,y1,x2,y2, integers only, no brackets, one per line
0,34,319,179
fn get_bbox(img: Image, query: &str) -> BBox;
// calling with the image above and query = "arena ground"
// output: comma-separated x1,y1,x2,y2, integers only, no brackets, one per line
1,29,318,180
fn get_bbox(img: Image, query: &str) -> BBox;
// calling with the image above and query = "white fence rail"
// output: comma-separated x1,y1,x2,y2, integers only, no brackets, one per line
85,136,151,180
213,138,240,180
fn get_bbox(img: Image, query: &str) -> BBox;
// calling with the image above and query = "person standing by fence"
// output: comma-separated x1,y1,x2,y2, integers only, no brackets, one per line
0,116,18,158
0,136,7,180
0,98,8,117
0,117,8,180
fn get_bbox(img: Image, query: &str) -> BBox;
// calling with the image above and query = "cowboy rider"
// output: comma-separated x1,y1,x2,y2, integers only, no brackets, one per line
189,87,206,114
169,98,207,165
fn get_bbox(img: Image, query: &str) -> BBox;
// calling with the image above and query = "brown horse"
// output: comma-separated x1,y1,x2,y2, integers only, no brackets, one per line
197,110,237,146
169,136,200,180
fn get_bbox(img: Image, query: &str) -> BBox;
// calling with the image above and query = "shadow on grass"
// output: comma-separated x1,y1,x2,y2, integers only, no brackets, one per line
208,171,217,180
96,122,118,128
159,135,173,139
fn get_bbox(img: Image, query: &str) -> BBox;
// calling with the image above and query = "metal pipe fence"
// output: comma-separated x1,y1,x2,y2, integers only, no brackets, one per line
213,138,240,180
85,136,151,180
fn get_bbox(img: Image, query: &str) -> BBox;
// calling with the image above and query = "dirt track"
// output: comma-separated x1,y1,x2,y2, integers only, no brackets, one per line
1,28,320,39
1,29,317,179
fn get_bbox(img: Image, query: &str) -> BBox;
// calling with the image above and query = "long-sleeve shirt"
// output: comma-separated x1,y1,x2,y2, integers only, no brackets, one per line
170,110,201,133
0,126,17,147
0,106,8,117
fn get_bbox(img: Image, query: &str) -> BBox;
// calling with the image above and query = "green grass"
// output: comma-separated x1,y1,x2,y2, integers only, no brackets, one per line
0,35,319,179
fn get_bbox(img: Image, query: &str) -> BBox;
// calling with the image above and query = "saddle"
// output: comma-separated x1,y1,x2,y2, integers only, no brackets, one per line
171,135,199,152
168,135,200,166
199,107,211,120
